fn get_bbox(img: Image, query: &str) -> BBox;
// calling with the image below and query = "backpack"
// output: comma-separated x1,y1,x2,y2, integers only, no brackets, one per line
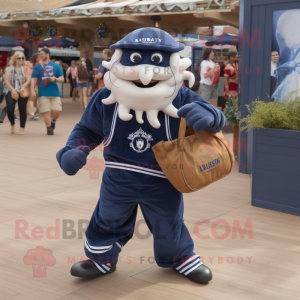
77,66,89,80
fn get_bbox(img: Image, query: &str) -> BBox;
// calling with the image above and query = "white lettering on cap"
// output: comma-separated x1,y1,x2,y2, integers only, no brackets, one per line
134,38,163,44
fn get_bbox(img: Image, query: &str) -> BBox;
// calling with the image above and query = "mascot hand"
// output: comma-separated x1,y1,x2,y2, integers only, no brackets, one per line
59,145,90,176
177,103,214,133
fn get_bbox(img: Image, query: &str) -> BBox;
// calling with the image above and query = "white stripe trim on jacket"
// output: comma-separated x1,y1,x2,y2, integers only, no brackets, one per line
103,103,118,147
105,162,167,179
164,114,172,141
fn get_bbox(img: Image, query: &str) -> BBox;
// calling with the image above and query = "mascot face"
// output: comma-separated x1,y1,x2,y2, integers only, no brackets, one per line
101,28,194,129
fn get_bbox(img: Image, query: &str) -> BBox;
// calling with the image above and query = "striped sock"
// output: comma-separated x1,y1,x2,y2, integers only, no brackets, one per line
176,255,203,275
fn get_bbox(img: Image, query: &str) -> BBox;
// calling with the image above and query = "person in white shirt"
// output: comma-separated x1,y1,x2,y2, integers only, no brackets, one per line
199,48,220,107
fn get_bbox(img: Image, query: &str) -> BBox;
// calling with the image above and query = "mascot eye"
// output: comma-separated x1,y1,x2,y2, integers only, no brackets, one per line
130,53,142,63
151,53,163,63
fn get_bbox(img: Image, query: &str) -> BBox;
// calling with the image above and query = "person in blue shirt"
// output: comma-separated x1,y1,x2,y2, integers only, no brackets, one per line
95,49,112,90
96,49,112,79
30,48,64,135
56,28,226,284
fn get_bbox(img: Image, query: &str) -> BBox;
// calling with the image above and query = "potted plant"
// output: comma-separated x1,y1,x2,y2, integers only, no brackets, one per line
240,91,300,216
223,96,241,158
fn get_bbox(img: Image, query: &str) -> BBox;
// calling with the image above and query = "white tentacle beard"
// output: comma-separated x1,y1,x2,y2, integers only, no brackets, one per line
101,49,195,129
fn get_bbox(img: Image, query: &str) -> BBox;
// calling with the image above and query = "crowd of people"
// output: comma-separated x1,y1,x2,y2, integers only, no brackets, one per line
0,46,239,135
0,48,113,135
197,48,238,109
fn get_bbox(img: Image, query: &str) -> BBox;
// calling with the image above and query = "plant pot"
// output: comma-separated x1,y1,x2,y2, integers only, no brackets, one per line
233,125,239,158
252,128,300,216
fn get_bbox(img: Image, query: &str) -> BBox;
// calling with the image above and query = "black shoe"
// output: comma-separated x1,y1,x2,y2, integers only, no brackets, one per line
181,264,212,284
70,259,116,279
174,262,212,284
51,120,56,130
14,115,19,121
47,128,54,135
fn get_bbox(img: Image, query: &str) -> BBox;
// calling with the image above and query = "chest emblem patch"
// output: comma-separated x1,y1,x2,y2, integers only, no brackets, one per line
128,128,153,153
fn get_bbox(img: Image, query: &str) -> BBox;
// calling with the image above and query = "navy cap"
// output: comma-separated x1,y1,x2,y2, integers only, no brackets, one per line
110,27,185,52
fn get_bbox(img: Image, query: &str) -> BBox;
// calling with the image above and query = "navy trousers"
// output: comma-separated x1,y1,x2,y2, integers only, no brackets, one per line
84,168,195,267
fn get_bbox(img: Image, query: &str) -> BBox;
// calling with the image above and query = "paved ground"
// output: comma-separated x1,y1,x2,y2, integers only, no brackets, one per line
0,97,299,300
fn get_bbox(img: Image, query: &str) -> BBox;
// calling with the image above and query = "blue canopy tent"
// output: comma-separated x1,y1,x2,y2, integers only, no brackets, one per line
38,37,79,48
0,36,25,48
205,33,239,48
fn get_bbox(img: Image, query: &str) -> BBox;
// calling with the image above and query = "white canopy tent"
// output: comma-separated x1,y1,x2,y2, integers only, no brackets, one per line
0,0,233,19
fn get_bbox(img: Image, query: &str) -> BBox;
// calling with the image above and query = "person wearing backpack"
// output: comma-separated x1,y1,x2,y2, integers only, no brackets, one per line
75,60,89,110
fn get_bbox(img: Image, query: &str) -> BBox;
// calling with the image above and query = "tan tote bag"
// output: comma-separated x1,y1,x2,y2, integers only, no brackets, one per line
152,118,235,193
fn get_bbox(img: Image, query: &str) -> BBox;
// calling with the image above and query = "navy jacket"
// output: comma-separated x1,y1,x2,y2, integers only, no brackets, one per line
57,87,226,178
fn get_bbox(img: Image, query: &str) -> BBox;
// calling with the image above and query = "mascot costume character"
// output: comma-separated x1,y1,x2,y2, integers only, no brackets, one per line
57,28,226,284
